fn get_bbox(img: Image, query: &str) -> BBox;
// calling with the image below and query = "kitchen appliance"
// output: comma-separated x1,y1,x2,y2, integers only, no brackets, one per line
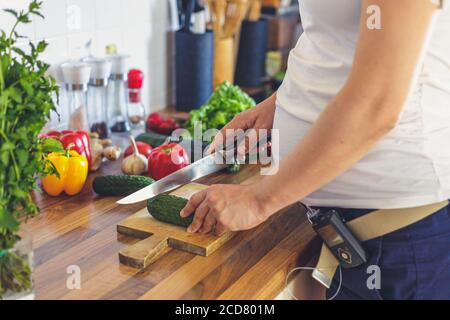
60,61,91,132
117,183,234,269
82,57,112,138
107,54,130,132
126,69,146,131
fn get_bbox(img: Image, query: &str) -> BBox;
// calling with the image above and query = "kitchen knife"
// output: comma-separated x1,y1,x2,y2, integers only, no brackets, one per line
192,0,206,34
169,0,180,31
183,0,196,32
116,152,229,205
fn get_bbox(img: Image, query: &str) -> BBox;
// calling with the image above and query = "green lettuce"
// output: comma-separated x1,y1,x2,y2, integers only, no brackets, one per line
185,82,255,140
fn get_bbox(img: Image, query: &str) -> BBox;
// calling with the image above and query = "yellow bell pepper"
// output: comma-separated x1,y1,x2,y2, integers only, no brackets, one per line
42,150,88,196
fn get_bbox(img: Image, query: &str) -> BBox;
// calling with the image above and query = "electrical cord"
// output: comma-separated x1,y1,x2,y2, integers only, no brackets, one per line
284,265,342,300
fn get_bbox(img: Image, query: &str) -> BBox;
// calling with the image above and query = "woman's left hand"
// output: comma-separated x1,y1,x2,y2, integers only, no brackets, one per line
180,184,268,236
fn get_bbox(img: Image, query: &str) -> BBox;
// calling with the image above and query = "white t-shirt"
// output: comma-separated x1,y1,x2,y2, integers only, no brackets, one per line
274,0,450,209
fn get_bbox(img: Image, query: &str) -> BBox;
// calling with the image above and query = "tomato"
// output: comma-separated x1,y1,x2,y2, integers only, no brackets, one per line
148,143,190,180
157,121,175,135
146,112,164,131
124,141,153,158
165,118,181,131
146,112,181,135
147,119,160,132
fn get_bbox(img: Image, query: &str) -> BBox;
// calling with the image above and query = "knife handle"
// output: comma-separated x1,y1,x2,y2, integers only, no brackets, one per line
218,132,272,163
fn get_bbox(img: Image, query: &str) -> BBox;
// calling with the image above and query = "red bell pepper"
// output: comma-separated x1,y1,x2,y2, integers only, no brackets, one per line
148,143,189,180
40,130,92,169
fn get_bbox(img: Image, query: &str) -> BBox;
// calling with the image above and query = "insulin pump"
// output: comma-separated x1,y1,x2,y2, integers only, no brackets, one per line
306,205,368,268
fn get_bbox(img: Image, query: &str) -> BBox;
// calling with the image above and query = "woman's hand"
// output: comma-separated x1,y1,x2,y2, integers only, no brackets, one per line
207,93,277,155
180,184,269,236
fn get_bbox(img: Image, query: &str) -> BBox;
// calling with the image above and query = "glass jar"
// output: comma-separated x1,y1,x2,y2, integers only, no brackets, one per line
127,88,146,129
83,57,112,138
126,69,146,131
107,54,130,133
60,61,91,132
0,228,34,300
108,75,129,132
87,85,109,138
66,87,89,132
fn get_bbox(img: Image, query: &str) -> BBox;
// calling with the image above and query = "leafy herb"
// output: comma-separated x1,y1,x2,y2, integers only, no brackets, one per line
0,250,32,298
0,1,60,299
185,81,255,139
226,160,241,174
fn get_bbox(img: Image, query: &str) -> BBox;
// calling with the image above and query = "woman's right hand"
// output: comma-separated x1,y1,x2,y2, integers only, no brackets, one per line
206,93,277,155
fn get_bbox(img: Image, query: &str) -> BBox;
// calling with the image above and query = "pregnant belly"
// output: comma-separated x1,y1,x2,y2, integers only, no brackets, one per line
272,105,311,161
271,104,449,209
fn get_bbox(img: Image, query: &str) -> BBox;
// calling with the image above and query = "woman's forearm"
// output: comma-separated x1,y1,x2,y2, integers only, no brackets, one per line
259,92,277,113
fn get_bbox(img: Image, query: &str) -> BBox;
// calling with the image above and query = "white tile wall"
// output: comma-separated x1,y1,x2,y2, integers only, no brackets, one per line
0,0,171,129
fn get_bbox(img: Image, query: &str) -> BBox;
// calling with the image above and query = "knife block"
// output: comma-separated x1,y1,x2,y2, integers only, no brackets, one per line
235,18,269,88
175,30,214,111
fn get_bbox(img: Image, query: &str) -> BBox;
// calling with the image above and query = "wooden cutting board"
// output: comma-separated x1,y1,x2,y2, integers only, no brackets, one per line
117,183,235,269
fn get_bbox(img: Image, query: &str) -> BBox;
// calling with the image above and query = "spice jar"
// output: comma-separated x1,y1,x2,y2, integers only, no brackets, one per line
83,57,112,138
107,54,130,133
60,61,91,132
126,69,146,130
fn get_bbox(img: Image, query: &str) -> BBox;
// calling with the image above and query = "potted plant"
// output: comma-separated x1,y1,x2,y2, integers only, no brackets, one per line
0,1,62,299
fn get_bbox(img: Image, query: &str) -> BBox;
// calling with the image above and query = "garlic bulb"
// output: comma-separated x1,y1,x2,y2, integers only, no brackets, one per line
103,146,122,161
121,136,148,175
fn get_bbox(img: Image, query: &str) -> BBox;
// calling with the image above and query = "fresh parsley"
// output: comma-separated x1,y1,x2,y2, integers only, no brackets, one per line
0,0,61,299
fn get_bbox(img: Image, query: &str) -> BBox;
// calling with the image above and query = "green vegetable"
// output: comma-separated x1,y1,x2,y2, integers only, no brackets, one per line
226,160,241,174
0,1,60,299
0,250,32,298
136,131,168,147
93,175,155,196
147,194,191,227
185,82,255,140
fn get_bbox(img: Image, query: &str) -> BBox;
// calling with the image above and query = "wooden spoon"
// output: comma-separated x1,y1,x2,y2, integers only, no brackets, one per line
224,0,249,38
248,0,261,21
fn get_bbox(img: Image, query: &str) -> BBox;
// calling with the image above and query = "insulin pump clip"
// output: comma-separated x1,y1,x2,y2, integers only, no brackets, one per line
306,206,368,268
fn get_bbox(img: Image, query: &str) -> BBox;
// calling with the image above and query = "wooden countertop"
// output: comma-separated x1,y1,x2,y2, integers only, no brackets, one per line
29,133,319,300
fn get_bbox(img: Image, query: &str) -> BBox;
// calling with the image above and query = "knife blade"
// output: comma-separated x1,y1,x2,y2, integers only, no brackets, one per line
116,153,228,204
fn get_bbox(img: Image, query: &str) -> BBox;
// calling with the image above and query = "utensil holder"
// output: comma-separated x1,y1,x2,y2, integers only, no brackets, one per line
175,30,214,111
235,19,268,88
214,37,235,88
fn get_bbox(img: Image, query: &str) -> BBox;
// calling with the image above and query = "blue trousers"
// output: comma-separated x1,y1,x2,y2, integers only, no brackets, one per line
318,204,450,300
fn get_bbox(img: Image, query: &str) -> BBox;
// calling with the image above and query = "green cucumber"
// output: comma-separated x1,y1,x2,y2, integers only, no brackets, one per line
93,175,155,196
147,194,192,227
136,131,168,147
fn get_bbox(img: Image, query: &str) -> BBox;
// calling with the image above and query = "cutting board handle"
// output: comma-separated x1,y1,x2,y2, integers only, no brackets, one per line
119,235,169,269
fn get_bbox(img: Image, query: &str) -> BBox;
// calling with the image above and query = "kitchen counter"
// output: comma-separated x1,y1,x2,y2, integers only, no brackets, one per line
29,133,319,300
